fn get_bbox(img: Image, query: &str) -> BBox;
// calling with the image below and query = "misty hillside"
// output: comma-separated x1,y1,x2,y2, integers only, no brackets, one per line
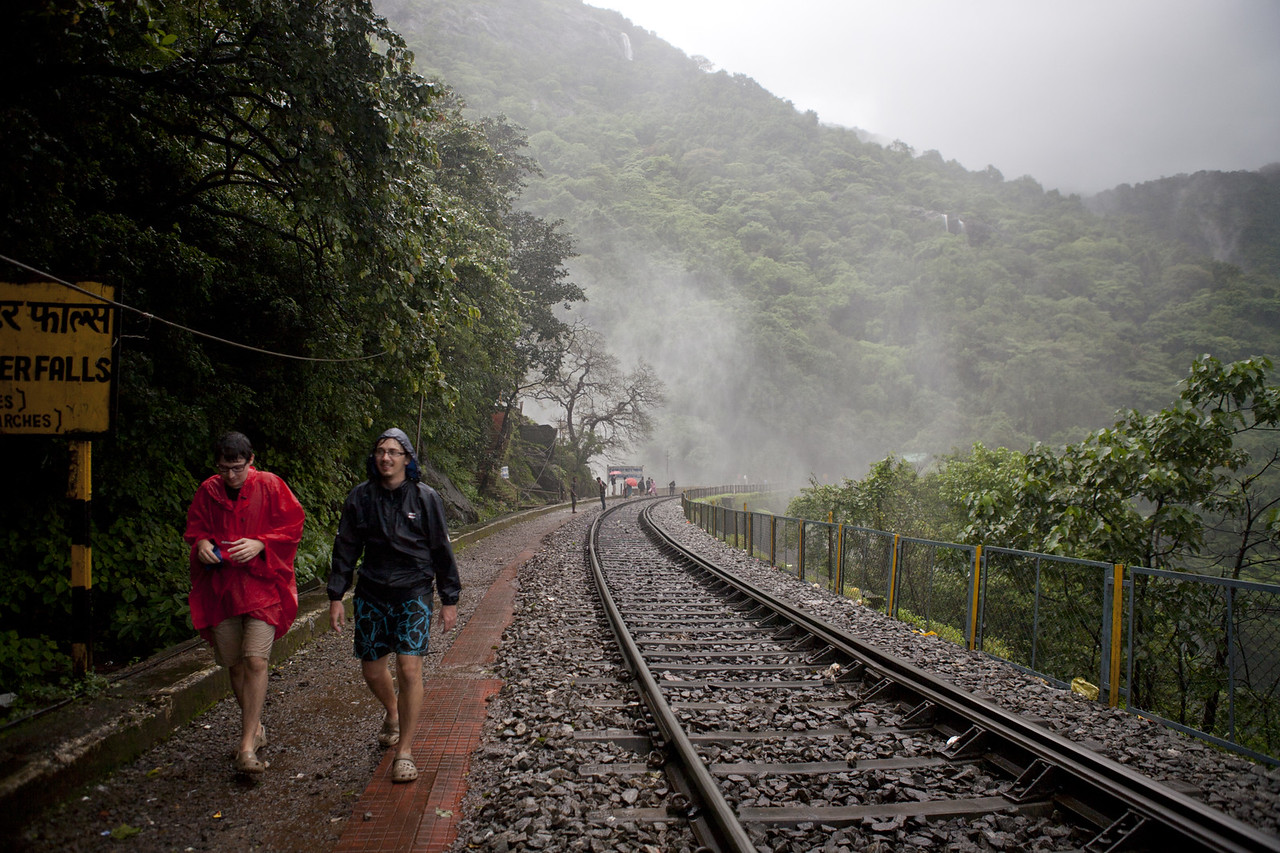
378,0,1280,483
1087,166,1280,277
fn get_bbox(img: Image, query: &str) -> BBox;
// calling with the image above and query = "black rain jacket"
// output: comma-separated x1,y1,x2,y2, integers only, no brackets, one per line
327,478,460,606
327,428,460,607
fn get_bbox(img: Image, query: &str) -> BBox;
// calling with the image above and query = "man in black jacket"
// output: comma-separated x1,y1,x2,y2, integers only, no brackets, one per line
328,428,461,784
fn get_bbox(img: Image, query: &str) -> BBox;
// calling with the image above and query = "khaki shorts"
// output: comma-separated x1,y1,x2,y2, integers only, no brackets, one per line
210,616,274,667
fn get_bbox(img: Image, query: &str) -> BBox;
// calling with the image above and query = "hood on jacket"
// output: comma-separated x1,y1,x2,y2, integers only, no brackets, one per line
365,427,421,483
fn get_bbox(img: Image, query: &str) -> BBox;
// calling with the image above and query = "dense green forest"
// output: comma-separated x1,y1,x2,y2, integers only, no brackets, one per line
0,0,605,700
383,0,1280,484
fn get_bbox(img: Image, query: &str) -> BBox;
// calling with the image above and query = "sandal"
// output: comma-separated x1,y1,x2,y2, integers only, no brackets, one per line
390,756,418,783
234,750,268,774
377,717,400,748
254,724,267,751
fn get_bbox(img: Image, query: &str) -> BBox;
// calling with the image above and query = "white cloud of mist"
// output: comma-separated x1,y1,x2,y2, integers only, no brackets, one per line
565,251,752,485
565,246,918,490
594,0,1280,194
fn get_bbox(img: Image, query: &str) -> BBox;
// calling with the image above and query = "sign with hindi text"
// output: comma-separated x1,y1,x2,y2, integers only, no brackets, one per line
0,280,119,436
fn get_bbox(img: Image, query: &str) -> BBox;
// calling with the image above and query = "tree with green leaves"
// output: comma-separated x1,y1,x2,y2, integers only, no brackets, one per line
788,455,949,539
1006,355,1280,736
0,0,578,699
790,457,899,530
934,443,1026,545
1011,355,1280,578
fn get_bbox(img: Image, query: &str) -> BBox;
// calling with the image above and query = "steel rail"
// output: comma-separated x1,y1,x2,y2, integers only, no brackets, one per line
588,501,757,853
642,499,1280,853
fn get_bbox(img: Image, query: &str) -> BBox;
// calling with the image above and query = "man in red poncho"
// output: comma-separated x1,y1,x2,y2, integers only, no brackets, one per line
185,432,305,775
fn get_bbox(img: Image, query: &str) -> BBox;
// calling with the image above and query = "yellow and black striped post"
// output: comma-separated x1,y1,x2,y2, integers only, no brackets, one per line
68,439,93,677
769,515,776,567
968,545,984,651
887,533,901,615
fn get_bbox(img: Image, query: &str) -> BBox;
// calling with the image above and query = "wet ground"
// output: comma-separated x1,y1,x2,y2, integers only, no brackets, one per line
14,508,571,853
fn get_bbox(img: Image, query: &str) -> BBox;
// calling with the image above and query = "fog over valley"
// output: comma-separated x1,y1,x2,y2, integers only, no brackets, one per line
382,0,1280,488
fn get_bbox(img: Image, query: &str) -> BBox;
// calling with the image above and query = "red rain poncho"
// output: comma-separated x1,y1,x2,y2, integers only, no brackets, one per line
185,467,305,642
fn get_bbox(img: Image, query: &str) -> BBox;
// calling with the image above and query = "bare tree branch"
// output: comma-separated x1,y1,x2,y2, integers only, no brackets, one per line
533,324,665,469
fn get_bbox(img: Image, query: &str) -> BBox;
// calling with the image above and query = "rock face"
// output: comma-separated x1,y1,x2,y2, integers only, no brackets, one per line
517,423,562,498
421,457,479,524
418,418,563,525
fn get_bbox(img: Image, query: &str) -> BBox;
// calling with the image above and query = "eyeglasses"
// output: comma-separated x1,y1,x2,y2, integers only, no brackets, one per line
375,449,405,458
216,461,249,475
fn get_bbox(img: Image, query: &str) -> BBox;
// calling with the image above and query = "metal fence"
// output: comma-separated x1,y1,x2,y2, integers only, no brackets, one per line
681,488,1280,764
1125,568,1280,762
978,547,1116,692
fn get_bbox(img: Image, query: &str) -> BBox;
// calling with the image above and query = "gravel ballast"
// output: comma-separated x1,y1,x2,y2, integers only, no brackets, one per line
449,500,1280,851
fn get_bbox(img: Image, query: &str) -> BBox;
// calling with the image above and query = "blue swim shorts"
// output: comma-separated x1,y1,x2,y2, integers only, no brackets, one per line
352,595,432,661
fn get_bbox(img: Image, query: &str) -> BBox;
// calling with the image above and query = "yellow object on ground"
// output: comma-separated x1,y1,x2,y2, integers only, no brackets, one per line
1070,677,1099,701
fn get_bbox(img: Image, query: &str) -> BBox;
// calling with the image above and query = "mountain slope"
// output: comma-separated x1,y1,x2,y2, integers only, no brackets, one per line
379,0,1280,483
1088,166,1280,276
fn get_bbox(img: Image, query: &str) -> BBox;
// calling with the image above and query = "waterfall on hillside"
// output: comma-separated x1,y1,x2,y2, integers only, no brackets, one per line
941,213,949,232
620,32,633,61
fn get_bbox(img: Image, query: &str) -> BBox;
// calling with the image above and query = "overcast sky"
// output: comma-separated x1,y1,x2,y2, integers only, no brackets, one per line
593,0,1280,195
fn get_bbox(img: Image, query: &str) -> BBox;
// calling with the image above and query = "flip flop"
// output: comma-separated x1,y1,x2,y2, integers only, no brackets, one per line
391,756,418,783
377,717,400,747
234,750,268,774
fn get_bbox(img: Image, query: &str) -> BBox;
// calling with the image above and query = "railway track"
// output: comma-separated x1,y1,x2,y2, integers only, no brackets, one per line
586,497,1280,853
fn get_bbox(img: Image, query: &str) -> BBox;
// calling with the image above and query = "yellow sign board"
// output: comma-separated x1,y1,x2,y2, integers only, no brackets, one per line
0,280,119,436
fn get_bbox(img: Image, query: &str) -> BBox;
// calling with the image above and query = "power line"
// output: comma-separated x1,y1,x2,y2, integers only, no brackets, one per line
0,253,387,364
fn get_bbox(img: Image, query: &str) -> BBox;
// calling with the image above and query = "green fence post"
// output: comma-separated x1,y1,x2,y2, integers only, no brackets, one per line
798,520,806,580
836,523,844,596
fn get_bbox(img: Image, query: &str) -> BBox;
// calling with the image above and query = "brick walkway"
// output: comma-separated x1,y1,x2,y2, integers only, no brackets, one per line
333,544,540,852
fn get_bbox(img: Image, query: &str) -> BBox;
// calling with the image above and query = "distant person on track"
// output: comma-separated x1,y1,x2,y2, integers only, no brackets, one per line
327,428,460,784
597,476,607,511
668,480,676,496
185,431,306,776
570,476,577,513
